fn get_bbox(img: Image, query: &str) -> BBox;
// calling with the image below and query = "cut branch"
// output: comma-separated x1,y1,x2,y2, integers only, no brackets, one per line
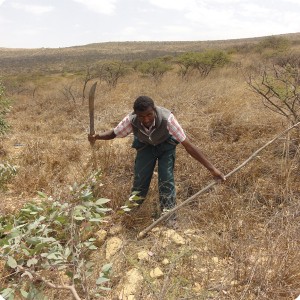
18,266,82,300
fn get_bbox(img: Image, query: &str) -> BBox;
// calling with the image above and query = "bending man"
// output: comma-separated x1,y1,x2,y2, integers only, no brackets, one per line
88,96,225,214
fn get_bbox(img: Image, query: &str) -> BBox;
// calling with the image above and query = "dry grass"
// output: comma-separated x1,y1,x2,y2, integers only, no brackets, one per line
1,44,300,299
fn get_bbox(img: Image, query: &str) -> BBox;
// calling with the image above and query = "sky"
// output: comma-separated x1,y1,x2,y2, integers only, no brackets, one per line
0,0,300,49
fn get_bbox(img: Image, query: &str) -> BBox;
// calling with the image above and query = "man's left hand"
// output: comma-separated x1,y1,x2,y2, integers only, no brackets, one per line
211,169,226,182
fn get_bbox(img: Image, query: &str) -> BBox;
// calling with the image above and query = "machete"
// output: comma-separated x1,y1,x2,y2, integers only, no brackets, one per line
89,82,97,146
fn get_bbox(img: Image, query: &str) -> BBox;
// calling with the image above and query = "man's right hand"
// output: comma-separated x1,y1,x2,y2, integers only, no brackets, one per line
88,134,98,144
88,130,116,141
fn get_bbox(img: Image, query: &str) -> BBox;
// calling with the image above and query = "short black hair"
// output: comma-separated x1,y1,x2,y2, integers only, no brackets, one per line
133,96,155,112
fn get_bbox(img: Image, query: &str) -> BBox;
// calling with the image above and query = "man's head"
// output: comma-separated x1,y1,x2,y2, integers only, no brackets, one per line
133,96,156,128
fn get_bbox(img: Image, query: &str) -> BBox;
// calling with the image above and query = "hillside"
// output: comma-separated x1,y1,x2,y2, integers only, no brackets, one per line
1,32,300,74
1,33,300,300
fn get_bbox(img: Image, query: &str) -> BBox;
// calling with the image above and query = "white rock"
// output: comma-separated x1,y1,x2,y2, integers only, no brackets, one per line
109,224,123,235
118,268,143,300
164,229,185,245
106,237,122,259
212,257,219,263
184,229,197,235
151,227,164,233
137,250,149,261
94,229,107,247
162,258,169,265
150,267,164,278
193,282,203,292
231,280,238,286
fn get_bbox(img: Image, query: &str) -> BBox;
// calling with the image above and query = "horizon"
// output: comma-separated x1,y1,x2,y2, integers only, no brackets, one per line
1,31,299,51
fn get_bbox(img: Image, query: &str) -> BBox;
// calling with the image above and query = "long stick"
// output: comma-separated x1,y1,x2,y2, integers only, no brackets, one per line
137,121,300,239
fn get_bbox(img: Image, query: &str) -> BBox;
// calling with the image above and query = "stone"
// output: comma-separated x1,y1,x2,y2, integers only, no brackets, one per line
137,250,149,261
94,229,107,247
118,268,143,300
231,280,238,286
164,229,185,245
193,282,203,292
150,267,164,278
212,257,219,263
106,237,122,259
162,258,169,265
151,227,163,233
184,229,197,235
109,224,123,235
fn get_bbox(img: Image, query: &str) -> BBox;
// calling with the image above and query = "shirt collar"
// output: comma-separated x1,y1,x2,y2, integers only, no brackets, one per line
141,118,155,133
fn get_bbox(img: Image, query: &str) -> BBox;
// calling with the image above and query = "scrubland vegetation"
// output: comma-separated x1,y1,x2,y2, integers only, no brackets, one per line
1,33,300,299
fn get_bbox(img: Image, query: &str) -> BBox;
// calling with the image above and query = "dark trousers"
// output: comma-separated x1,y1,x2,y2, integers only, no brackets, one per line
131,137,177,210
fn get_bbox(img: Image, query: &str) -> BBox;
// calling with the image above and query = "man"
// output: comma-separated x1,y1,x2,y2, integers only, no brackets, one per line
88,96,225,216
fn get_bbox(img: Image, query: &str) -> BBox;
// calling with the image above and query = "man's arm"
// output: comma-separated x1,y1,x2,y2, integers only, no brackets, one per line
181,137,226,181
88,129,116,143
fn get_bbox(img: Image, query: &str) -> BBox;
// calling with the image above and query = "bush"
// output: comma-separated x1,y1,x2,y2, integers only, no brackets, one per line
0,81,10,135
247,63,300,125
256,36,291,56
137,58,172,82
0,163,17,191
96,61,131,88
0,172,113,299
176,50,230,78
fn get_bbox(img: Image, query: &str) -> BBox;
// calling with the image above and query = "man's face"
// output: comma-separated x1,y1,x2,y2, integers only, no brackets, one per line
135,106,156,128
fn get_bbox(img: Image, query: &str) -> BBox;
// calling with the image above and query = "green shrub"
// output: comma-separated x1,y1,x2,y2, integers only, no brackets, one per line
0,172,113,299
0,163,17,190
256,36,291,56
0,81,10,135
176,50,230,78
137,58,172,82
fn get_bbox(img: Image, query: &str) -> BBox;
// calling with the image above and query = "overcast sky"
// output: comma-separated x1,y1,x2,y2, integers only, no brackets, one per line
0,0,300,49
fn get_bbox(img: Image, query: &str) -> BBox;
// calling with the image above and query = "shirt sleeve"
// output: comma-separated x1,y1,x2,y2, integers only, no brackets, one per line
113,114,133,138
167,113,186,143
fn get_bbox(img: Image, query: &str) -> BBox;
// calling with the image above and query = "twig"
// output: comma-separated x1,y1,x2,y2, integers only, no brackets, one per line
17,266,82,300
137,121,300,239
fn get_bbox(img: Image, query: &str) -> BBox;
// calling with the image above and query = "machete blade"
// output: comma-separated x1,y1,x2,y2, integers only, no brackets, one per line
88,82,97,145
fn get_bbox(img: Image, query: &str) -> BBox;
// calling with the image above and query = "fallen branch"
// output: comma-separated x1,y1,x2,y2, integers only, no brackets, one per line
18,266,82,300
137,121,300,239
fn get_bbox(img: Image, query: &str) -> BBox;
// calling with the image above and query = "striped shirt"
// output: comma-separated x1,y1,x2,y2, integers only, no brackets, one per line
114,113,186,143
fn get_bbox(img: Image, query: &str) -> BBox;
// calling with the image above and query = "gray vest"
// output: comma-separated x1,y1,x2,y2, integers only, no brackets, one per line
130,106,171,146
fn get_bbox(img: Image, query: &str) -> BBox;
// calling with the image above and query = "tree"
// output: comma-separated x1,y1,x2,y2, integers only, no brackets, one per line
175,52,196,78
81,66,97,104
256,36,291,56
176,50,230,79
137,58,172,82
247,63,300,125
193,50,230,77
96,61,130,88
